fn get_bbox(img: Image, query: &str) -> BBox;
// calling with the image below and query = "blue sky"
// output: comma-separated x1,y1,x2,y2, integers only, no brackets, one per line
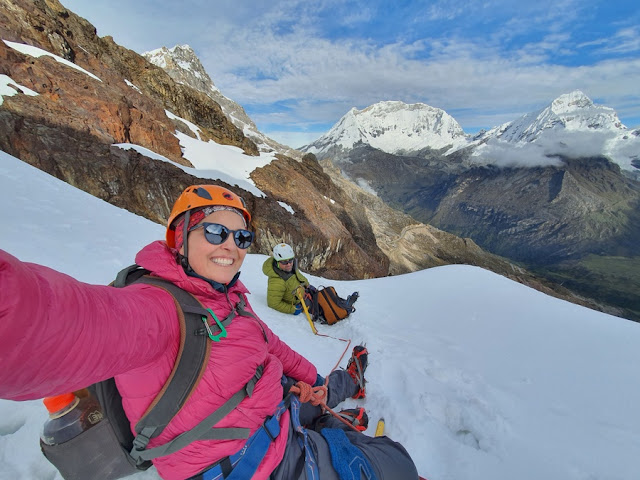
61,0,640,148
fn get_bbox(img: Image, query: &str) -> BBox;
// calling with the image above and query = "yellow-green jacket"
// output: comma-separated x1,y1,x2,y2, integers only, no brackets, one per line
262,257,309,314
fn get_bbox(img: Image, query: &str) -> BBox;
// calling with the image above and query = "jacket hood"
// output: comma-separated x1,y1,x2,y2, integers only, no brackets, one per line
136,241,249,298
262,257,278,278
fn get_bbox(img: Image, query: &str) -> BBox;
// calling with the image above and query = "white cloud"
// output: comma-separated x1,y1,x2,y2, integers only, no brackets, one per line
473,140,565,168
56,0,640,137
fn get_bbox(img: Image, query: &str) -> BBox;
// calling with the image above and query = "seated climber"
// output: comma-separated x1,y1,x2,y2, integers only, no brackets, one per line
262,243,309,315
262,243,359,323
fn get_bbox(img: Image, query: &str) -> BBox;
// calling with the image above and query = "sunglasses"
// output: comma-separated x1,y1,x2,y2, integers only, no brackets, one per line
279,259,294,265
189,222,254,249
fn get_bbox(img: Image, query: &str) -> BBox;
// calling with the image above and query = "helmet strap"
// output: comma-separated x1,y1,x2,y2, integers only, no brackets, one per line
180,209,192,271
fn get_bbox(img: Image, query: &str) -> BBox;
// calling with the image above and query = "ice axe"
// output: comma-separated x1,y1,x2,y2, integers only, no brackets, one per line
295,285,318,335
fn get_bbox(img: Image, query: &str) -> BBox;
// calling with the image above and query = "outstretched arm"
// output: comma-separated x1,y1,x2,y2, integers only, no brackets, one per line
0,249,178,401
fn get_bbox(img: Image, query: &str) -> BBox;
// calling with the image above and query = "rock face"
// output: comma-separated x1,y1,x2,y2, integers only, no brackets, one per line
0,0,385,279
143,45,302,160
251,154,388,279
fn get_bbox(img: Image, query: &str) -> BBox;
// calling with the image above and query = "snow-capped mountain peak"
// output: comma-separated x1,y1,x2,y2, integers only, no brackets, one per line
470,90,638,173
144,45,220,96
550,90,594,113
304,100,469,157
483,90,626,144
144,45,303,159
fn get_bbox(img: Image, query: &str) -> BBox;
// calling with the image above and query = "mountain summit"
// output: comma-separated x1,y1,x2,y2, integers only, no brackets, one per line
303,101,468,158
471,90,638,172
144,45,302,159
478,90,626,144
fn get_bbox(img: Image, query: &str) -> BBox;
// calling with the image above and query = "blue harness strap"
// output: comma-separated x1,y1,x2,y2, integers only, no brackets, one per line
194,376,321,480
197,399,288,480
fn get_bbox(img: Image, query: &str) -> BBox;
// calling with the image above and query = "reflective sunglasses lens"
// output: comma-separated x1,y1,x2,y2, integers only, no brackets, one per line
234,230,254,249
203,223,228,245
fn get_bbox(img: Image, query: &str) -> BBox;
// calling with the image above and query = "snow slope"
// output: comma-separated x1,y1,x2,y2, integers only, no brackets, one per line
1,151,639,480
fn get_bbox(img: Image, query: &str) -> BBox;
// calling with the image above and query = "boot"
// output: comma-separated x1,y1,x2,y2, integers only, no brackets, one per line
347,291,359,305
337,407,369,432
346,345,368,399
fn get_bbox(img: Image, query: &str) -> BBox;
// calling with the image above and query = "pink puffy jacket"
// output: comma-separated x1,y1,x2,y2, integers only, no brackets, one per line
0,242,317,480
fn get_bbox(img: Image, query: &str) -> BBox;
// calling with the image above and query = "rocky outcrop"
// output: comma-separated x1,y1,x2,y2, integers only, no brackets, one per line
251,154,388,279
0,0,386,279
320,158,604,312
0,0,256,161
143,45,302,159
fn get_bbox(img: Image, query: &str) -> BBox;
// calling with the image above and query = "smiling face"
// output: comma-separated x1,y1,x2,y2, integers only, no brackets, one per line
181,210,248,284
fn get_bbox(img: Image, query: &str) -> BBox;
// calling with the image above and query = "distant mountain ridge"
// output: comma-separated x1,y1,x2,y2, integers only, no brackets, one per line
477,90,625,143
304,100,469,157
470,91,638,174
304,91,640,177
300,92,640,321
143,45,303,160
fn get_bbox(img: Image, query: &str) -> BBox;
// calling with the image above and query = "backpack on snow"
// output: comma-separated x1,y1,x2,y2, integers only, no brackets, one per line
305,285,358,325
40,264,263,480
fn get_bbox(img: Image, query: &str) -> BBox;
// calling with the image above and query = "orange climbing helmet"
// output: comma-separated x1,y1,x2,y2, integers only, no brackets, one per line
166,185,251,248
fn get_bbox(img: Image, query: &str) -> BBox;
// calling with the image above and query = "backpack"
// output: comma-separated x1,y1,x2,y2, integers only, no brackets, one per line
40,264,263,480
307,286,358,325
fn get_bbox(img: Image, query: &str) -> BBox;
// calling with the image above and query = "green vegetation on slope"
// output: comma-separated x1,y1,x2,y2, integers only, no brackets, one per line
535,255,640,322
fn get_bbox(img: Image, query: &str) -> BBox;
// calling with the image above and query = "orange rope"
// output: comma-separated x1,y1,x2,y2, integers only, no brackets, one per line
292,286,360,431
321,335,351,373
295,285,352,372
289,381,327,406
289,380,362,433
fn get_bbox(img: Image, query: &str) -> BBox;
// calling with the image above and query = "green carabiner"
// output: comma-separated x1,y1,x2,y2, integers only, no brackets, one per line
202,308,228,342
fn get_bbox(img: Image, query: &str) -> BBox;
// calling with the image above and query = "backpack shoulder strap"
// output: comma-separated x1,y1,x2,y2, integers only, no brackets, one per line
312,288,321,322
111,265,211,461
113,264,149,287
112,265,262,464
132,276,212,434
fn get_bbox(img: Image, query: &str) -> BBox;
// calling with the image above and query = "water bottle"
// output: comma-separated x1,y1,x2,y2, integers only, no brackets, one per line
40,392,104,445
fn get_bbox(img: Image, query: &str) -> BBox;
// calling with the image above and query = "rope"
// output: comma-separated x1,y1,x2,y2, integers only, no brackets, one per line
291,286,361,432
289,380,362,433
295,286,352,373
289,381,327,406
321,335,351,373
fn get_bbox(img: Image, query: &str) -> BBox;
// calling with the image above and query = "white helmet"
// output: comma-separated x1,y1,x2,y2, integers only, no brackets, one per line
273,243,295,261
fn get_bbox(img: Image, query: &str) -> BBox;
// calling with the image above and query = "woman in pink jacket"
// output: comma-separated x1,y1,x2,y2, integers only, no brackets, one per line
0,185,418,480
